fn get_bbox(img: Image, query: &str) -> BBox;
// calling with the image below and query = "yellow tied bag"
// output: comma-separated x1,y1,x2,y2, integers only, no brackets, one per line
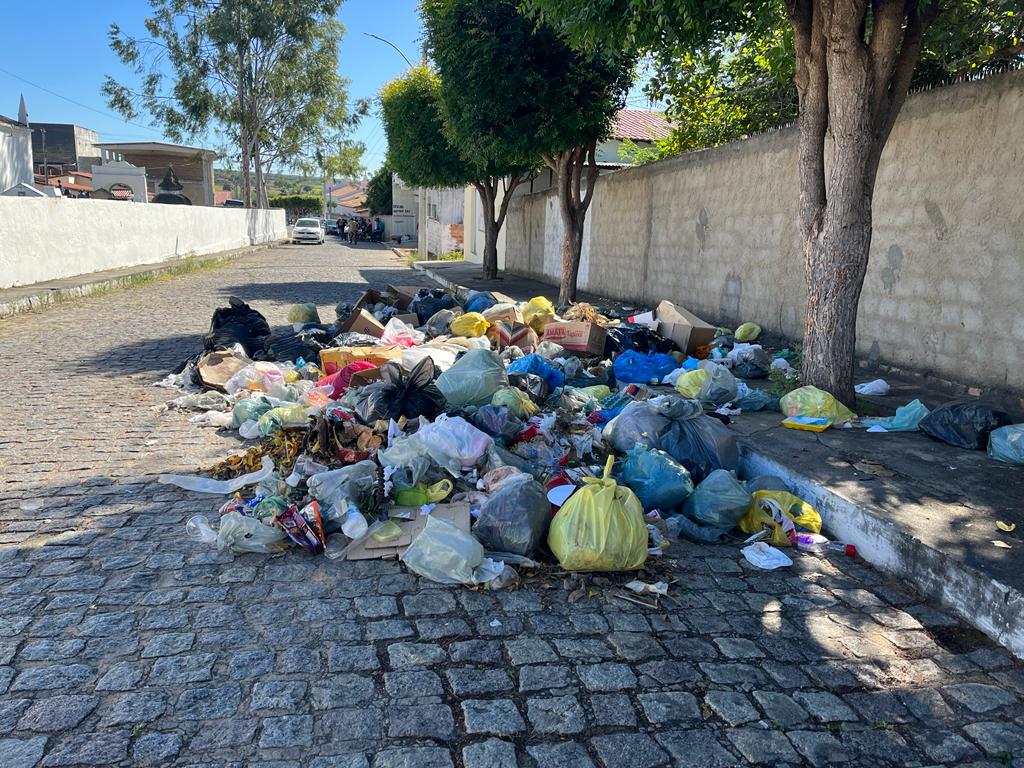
548,457,649,572
779,386,856,424
522,296,555,334
738,490,823,547
449,312,490,338
674,368,709,399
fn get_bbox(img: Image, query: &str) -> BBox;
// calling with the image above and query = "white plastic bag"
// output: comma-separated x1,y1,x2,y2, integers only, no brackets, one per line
217,511,288,553
380,318,425,348
400,514,497,585
416,415,494,474
854,379,890,396
741,541,793,570
159,456,274,494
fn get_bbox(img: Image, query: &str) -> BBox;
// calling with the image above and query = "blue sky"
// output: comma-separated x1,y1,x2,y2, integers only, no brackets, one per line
0,0,424,174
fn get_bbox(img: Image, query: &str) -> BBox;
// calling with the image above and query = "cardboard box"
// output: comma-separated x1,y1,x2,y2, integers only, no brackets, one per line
655,300,717,354
320,345,403,374
386,285,424,308
348,367,383,388
542,321,608,355
356,288,411,312
345,503,471,560
339,308,385,338
392,312,420,327
196,350,250,391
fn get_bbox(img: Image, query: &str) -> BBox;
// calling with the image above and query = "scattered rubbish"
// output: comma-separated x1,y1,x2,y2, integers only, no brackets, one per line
987,425,1024,465
742,541,793,569
996,521,1016,533
992,540,1012,549
853,459,895,478
854,379,890,396
624,580,669,596
920,401,1011,450
739,492,822,547
795,533,857,556
861,399,929,432
734,322,762,342
160,456,275,494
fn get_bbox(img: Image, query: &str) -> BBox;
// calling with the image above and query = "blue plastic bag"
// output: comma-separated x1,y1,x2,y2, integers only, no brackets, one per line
861,399,930,432
988,425,1024,465
613,350,679,384
620,445,694,511
682,469,751,529
507,353,565,391
465,292,497,314
733,388,778,412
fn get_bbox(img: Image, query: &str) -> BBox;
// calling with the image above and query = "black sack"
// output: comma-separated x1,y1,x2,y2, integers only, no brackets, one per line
920,401,1011,450
605,323,679,356
203,296,270,357
410,288,457,325
262,325,334,362
354,357,446,424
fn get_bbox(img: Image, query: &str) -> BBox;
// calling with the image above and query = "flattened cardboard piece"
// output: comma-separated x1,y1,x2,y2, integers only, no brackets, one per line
356,287,412,312
386,285,423,308
348,368,383,388
542,321,608,355
339,308,386,338
655,300,717,354
197,350,251,391
319,345,403,374
393,312,420,327
345,503,471,560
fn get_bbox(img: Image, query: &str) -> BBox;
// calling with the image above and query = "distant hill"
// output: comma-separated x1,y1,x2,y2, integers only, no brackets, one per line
213,168,323,197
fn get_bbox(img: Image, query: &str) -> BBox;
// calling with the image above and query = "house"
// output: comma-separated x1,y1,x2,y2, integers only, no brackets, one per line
91,161,149,203
93,142,217,206
30,122,102,175
324,181,367,218
462,109,671,269
0,114,34,192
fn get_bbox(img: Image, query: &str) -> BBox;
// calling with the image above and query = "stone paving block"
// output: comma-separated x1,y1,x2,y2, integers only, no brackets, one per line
328,644,380,672
942,682,1018,713
315,707,384,742
787,730,852,766
386,703,455,739
519,664,573,692
314,674,378,708
726,728,800,764
463,739,516,768
446,667,514,696
637,691,701,724
962,721,1024,756
11,663,93,691
526,695,587,734
18,694,98,731
175,686,241,719
705,690,760,725
371,747,453,768
261,715,313,748
149,653,216,685
41,731,129,767
462,699,525,735
655,729,737,767
793,691,860,723
0,738,47,768
252,680,308,710
387,642,444,668
132,732,183,764
576,662,637,691
449,640,502,664
590,732,670,768
98,691,167,725
590,693,637,727
752,690,809,727
505,637,558,665
525,741,595,768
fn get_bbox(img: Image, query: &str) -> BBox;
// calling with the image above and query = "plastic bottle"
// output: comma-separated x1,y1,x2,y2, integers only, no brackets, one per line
795,533,856,556
341,502,369,539
186,515,218,544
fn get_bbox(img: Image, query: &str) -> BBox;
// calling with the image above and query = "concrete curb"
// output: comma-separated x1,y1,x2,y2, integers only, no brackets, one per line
413,262,462,294
0,241,282,320
739,442,1024,659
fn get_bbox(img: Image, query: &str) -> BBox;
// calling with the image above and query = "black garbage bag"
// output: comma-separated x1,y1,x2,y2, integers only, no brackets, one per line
473,474,550,556
203,296,270,357
920,401,1011,450
334,302,354,326
508,372,550,404
262,325,334,362
410,288,457,326
732,347,771,379
472,405,524,444
603,395,738,484
605,323,679,356
353,357,446,424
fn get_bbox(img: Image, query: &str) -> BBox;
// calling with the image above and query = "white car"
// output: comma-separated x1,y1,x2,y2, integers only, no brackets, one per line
291,217,324,244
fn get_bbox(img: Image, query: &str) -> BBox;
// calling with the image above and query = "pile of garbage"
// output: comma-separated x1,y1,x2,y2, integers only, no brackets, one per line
157,284,1021,587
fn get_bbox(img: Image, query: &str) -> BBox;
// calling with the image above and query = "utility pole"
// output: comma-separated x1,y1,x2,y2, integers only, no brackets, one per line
418,42,429,261
40,128,48,186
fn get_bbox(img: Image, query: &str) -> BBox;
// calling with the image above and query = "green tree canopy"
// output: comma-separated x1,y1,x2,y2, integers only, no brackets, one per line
268,194,322,217
366,165,393,216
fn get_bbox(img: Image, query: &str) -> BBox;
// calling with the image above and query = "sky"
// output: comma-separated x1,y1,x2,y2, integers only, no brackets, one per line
0,1,652,177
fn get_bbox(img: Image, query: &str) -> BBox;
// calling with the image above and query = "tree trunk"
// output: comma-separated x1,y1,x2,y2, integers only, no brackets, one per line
240,129,252,209
543,142,598,307
477,183,498,280
558,220,584,306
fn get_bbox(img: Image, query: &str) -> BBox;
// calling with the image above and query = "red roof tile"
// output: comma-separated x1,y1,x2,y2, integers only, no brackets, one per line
611,110,672,142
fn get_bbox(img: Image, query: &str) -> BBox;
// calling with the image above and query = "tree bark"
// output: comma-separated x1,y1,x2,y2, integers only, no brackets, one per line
787,0,939,406
473,174,525,281
542,142,598,306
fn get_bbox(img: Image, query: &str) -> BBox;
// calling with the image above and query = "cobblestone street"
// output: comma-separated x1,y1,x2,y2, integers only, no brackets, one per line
0,241,1022,767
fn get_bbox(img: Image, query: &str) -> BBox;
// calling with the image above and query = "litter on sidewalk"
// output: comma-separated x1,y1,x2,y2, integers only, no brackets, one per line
158,286,1021,586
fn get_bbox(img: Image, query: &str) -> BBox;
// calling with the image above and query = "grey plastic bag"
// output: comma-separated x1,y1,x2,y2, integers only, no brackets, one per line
473,475,550,556
217,512,288,554
697,361,738,406
682,469,751,530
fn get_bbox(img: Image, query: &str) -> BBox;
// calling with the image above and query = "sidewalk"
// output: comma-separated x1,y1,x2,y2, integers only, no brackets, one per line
417,259,1024,658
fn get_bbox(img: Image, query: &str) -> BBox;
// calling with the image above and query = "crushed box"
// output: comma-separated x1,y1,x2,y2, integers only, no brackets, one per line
655,300,717,354
344,503,471,560
542,321,608,355
339,308,385,338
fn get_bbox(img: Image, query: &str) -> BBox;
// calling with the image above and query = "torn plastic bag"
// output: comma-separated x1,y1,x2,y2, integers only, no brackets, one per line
230,397,273,428
535,340,565,359
988,424,1024,465
411,288,457,325
203,297,270,357
613,350,679,384
378,441,436,487
402,343,460,372
159,456,275,494
217,511,289,554
739,490,822,547
450,312,490,338
620,445,694,511
263,326,334,363
491,387,539,419
674,368,708,399
734,322,761,342
436,348,508,407
416,415,494,474
548,457,648,572
170,390,230,411
484,444,542,479
473,405,524,443
352,358,445,424
425,308,461,337
307,460,379,512
733,388,778,412
696,361,738,406
508,373,551,405
401,514,497,585
920,401,1011,450
605,323,678,355
473,474,550,556
329,332,384,349
861,399,929,432
380,317,425,349
602,395,738,484
780,386,856,424
681,469,751,529
731,346,771,379
855,378,890,396
508,353,566,391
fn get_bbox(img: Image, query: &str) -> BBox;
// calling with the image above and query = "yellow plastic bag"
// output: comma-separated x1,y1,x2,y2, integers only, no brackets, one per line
674,369,709,399
491,387,539,418
577,385,611,401
522,296,555,334
548,457,648,572
450,312,490,338
739,490,822,547
779,386,856,424
735,322,762,342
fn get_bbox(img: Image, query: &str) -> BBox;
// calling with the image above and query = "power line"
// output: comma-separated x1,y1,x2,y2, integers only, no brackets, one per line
0,65,164,136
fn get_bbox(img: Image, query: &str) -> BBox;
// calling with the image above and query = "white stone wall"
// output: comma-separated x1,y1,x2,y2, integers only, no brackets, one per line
503,70,1024,391
0,126,33,191
0,198,287,288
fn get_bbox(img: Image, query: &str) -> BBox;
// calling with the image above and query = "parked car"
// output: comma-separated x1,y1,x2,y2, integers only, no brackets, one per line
291,217,324,244
324,219,339,235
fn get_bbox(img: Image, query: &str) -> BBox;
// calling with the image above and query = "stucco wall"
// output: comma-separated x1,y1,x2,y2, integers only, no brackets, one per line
0,198,287,288
503,70,1024,391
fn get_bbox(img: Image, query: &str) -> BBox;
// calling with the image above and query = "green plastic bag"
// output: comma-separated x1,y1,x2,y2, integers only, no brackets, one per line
734,322,762,342
861,399,929,432
779,386,856,424
436,349,508,407
287,303,321,325
548,457,648,572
